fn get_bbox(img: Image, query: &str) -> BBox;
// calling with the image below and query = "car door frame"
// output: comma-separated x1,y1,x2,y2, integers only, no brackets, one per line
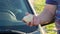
27,0,46,34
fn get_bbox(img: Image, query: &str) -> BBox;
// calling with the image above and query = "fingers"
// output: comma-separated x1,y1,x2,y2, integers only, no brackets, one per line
27,16,40,26
27,22,33,27
23,13,40,26
26,16,34,26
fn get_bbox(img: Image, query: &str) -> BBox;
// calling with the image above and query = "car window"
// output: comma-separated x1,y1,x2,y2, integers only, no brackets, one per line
0,0,38,33
0,0,34,20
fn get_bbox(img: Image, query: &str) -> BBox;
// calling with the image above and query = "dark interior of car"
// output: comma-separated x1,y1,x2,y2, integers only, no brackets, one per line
0,0,39,34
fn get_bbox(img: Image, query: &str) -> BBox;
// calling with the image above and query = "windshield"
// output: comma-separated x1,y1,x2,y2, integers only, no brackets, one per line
0,0,34,20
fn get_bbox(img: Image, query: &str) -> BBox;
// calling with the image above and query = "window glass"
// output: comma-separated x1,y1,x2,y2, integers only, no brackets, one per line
0,0,34,20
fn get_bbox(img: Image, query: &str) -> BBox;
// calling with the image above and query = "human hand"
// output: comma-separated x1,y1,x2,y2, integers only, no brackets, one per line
23,14,40,26
27,15,40,26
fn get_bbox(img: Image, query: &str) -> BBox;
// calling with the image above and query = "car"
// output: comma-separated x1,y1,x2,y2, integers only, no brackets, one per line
0,0,45,34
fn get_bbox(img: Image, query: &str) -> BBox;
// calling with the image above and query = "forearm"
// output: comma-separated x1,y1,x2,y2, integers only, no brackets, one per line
38,4,57,25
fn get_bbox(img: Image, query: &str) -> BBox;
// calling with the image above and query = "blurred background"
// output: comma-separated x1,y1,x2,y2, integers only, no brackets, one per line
30,0,57,34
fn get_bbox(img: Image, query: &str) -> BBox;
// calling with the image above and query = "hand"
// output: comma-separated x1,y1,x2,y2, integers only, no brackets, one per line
27,16,40,26
22,12,40,26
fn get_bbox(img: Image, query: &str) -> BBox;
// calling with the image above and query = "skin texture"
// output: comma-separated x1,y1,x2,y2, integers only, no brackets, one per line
27,4,57,26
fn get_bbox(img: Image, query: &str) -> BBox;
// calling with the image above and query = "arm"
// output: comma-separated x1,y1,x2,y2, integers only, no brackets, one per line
38,4,57,25
23,0,57,26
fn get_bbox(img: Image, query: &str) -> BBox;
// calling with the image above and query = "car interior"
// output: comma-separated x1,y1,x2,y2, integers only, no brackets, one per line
0,0,55,34
0,0,39,34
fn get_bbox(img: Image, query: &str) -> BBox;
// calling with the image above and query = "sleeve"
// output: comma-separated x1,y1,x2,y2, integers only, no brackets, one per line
57,30,60,34
46,0,58,5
